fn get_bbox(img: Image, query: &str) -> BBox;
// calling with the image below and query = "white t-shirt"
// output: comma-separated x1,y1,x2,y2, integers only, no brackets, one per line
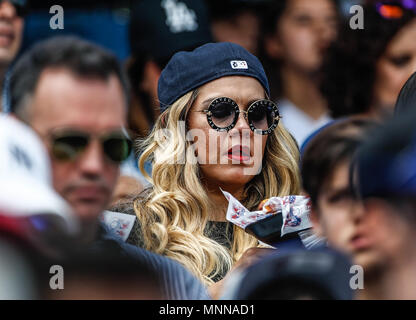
278,98,332,147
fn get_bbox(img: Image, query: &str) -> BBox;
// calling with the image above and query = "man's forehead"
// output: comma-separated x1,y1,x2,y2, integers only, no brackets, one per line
34,67,123,95
320,161,351,195
31,68,126,131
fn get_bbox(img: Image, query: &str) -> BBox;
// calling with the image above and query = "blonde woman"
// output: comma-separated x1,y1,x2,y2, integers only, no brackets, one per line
117,42,301,295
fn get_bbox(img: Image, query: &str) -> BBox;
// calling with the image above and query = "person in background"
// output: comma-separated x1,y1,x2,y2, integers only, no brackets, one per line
127,0,212,139
0,115,75,300
0,0,26,112
10,36,131,242
352,107,416,299
0,115,81,300
0,115,74,231
9,36,210,300
0,232,39,299
19,0,130,61
36,249,163,300
207,0,268,55
321,1,416,120
259,0,339,145
301,117,378,258
222,247,354,300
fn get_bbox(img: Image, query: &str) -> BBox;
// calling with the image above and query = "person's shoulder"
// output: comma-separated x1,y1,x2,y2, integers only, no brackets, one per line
98,226,209,299
118,236,211,299
110,197,137,216
100,220,181,272
110,187,153,214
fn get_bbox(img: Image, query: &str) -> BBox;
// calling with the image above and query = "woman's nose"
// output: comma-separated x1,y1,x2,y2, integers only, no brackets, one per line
229,111,251,137
236,111,251,129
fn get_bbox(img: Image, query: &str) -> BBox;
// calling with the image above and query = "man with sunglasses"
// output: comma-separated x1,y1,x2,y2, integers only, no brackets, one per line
10,36,131,242
0,0,26,112
9,36,210,299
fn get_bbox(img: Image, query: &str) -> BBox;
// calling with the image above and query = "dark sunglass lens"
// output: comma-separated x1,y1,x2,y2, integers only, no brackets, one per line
210,101,236,128
265,104,277,128
52,135,88,160
103,137,132,162
249,104,271,131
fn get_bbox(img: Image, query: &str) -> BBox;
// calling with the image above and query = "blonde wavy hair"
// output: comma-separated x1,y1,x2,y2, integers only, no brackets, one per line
134,90,301,286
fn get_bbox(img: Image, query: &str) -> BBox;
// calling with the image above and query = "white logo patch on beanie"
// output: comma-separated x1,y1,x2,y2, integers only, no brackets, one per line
230,60,248,69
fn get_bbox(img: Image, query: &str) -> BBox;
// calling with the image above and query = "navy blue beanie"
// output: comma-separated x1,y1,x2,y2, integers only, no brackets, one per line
355,109,416,198
158,42,270,112
395,71,416,115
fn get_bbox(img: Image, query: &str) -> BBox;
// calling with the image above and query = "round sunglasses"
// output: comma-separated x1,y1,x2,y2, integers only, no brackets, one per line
199,97,281,135
49,129,132,163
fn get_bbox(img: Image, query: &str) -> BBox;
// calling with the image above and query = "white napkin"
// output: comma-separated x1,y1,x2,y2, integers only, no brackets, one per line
222,190,312,237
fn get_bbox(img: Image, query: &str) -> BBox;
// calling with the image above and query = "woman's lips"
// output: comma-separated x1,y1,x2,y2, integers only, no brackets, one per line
227,145,250,162
350,234,372,251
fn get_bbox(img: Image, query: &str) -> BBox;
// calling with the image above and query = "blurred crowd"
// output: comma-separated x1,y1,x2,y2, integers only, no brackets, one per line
1,0,416,300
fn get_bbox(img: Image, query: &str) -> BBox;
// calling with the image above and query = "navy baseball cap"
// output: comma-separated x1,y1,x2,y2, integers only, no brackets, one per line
158,42,270,112
354,109,416,198
395,71,416,115
232,247,354,300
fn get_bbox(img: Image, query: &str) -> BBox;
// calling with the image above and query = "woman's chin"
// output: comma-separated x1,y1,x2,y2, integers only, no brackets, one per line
214,169,257,187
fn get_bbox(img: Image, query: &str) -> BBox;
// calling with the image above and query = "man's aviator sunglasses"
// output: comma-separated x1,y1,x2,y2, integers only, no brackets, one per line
198,97,281,135
49,129,132,163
